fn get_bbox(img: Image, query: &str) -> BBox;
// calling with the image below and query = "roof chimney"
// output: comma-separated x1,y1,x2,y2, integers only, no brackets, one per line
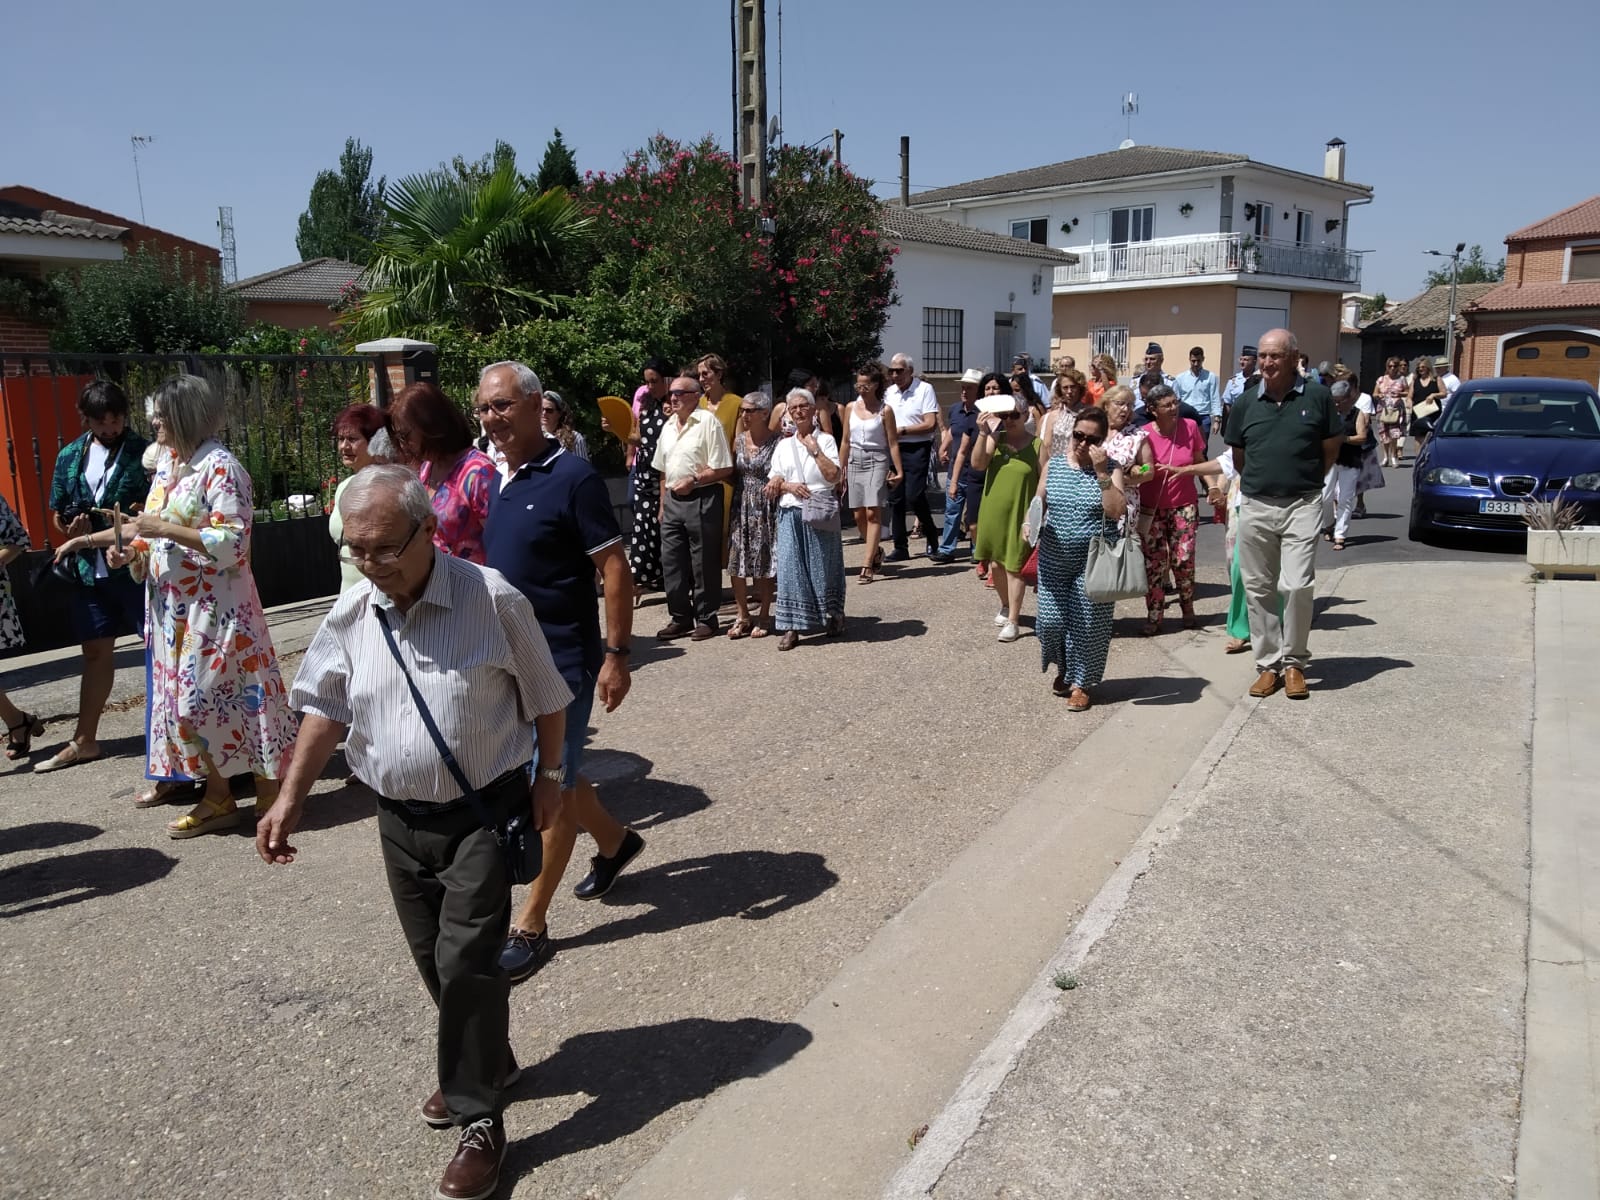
1323,138,1346,182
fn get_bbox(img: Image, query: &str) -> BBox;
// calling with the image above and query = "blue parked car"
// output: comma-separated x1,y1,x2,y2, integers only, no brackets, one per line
1410,377,1600,542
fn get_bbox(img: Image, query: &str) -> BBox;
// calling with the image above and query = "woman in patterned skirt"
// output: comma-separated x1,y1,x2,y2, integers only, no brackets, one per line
727,392,779,638
627,360,673,598
1032,407,1128,712
0,494,46,760
105,376,298,839
767,389,845,651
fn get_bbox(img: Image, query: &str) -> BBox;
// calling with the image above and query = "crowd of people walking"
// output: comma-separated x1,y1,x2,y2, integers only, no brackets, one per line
0,328,1453,1199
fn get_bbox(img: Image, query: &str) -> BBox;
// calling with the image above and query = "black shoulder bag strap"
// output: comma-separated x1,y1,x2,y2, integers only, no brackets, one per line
374,607,510,846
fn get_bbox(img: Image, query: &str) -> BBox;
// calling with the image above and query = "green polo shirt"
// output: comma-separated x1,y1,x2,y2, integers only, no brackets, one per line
1224,379,1340,497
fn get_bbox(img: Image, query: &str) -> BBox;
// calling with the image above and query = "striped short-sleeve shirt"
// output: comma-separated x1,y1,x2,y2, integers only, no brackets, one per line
291,551,573,804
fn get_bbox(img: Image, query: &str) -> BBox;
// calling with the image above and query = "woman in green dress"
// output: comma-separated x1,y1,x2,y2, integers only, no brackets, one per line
970,394,1041,643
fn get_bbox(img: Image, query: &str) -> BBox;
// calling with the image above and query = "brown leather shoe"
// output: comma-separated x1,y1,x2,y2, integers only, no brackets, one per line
655,622,693,640
1066,687,1091,712
436,1118,506,1200
689,623,718,641
422,1055,522,1128
1249,670,1281,698
1283,667,1309,699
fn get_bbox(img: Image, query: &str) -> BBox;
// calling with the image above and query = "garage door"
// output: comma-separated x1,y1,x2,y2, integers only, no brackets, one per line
1501,330,1600,384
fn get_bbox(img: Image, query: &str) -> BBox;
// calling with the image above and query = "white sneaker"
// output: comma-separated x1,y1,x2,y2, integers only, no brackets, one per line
993,611,1009,627
997,622,1019,642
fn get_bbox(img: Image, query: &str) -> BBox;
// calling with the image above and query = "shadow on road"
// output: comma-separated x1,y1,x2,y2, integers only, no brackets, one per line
601,775,711,832
0,820,102,856
5,642,144,690
1098,675,1212,707
1313,610,1378,631
559,850,839,950
1305,655,1414,691
0,846,177,916
292,780,379,835
507,1016,813,1173
842,616,928,643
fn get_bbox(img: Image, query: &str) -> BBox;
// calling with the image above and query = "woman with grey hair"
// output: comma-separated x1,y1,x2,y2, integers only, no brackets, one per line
727,391,779,638
541,390,589,461
106,375,299,839
765,388,845,650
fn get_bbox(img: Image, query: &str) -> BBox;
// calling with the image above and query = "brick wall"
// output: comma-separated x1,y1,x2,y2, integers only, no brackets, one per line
1508,239,1569,286
0,185,220,280
0,313,52,364
1461,312,1594,377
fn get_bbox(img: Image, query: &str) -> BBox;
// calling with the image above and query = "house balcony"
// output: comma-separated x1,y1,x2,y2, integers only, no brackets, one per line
1053,232,1362,291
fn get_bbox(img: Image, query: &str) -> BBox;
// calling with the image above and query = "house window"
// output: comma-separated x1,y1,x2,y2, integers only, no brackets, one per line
1108,206,1153,245
1515,346,1541,359
1010,218,1049,245
1089,323,1130,374
1567,346,1592,359
1295,210,1314,246
1569,246,1600,281
1248,201,1273,239
922,307,964,374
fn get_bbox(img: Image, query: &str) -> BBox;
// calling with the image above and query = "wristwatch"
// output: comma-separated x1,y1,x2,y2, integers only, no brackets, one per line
603,644,630,656
536,765,565,785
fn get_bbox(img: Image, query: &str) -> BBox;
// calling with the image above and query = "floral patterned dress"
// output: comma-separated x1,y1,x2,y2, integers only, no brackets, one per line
419,449,496,565
1374,375,1408,446
130,442,297,780
728,431,778,579
1103,424,1148,533
0,494,29,651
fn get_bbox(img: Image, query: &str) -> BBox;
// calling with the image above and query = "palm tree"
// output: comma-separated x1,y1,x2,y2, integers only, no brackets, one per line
346,162,590,340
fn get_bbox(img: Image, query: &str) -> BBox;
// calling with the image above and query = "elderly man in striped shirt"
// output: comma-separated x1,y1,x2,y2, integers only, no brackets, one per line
256,464,572,1200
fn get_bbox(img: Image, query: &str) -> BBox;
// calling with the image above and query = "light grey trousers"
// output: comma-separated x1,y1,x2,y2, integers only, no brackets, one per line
1235,490,1321,672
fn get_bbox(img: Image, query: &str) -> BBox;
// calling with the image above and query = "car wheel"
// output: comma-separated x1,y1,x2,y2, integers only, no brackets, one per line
1408,502,1433,545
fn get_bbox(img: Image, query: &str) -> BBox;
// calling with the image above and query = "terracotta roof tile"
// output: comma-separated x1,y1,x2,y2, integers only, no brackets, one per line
230,258,363,303
0,206,127,241
1360,282,1501,336
1466,280,1600,313
1506,196,1600,243
880,206,1077,263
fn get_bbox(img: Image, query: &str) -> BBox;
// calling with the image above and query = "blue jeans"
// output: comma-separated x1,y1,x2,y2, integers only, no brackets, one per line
938,477,969,557
1199,414,1214,442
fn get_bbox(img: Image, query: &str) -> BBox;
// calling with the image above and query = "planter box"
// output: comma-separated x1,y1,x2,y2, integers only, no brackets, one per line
1527,526,1600,579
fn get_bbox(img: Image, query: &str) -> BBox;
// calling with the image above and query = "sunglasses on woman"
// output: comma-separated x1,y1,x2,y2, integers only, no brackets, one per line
1071,431,1104,445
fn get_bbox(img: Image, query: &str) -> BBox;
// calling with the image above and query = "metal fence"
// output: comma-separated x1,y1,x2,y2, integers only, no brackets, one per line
0,350,369,549
1054,232,1362,288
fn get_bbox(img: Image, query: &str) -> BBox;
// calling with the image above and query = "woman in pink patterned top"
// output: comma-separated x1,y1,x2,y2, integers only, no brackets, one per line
389,382,495,565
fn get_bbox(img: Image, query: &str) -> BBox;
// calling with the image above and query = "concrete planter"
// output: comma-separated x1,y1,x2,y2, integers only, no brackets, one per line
1527,526,1600,579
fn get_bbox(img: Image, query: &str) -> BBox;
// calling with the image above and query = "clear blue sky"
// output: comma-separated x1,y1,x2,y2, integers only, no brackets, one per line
5,0,1593,302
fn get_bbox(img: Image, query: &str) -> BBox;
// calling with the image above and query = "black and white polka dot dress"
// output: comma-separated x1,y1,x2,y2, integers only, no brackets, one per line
628,400,669,593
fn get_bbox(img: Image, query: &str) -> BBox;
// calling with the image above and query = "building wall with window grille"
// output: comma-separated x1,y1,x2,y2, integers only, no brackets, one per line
922,307,964,373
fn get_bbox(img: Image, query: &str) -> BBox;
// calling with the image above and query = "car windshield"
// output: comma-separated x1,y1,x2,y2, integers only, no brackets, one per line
1437,388,1600,439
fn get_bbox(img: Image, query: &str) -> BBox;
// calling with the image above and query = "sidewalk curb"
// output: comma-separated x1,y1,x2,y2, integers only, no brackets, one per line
882,686,1261,1199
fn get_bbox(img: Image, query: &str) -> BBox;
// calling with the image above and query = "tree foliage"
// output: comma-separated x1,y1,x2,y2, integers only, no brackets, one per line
346,162,591,341
1423,244,1505,289
296,137,386,263
535,129,581,194
446,140,519,188
48,247,245,354
1359,292,1389,321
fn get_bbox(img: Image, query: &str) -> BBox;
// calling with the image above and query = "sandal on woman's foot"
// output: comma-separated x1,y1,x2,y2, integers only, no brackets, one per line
749,622,770,639
167,796,240,839
1139,619,1162,637
1067,687,1091,712
857,568,874,584
134,780,201,808
727,619,752,639
34,741,101,773
4,711,44,760
1332,539,1346,551
1224,637,1250,654
777,631,801,652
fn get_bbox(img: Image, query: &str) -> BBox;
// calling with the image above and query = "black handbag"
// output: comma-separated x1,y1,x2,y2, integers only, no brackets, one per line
375,611,541,885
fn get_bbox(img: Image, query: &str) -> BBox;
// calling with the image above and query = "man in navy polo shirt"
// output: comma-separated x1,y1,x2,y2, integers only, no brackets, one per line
478,360,645,981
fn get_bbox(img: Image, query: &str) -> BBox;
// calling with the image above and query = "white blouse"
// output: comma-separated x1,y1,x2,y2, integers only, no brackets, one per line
768,433,839,509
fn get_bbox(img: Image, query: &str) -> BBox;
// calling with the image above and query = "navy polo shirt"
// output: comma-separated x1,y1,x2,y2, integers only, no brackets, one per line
948,401,985,484
484,444,622,689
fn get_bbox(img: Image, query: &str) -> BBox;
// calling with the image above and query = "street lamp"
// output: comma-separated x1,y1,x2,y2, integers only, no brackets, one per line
1425,241,1467,370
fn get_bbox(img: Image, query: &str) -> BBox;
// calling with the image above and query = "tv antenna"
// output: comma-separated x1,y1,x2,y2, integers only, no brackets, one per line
1119,94,1138,149
130,134,155,222
217,206,238,285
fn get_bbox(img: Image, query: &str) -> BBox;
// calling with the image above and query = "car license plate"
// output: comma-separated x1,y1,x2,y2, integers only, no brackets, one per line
1479,499,1524,515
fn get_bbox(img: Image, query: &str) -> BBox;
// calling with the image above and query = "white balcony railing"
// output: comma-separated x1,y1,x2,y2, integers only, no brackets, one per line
1054,232,1361,289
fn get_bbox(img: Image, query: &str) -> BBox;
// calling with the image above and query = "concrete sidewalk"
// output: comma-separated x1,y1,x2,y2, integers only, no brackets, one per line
887,560,1545,1199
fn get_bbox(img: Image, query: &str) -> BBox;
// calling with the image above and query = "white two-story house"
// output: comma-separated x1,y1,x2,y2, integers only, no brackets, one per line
905,141,1374,375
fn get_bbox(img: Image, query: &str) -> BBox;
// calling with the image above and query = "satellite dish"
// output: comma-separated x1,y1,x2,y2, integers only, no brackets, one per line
767,115,782,146
1118,138,1136,150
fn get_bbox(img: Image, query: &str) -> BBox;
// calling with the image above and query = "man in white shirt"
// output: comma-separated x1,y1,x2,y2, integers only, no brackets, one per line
258,465,573,1200
884,352,940,559
651,374,734,639
1436,357,1461,395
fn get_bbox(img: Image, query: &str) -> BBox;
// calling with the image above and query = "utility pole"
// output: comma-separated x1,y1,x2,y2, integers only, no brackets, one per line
130,134,155,223
899,136,910,206
217,206,238,286
1426,241,1467,369
734,0,769,206
832,128,843,174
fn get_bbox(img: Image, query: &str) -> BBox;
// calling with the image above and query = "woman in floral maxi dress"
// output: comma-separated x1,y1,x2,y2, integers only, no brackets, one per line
111,376,298,839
